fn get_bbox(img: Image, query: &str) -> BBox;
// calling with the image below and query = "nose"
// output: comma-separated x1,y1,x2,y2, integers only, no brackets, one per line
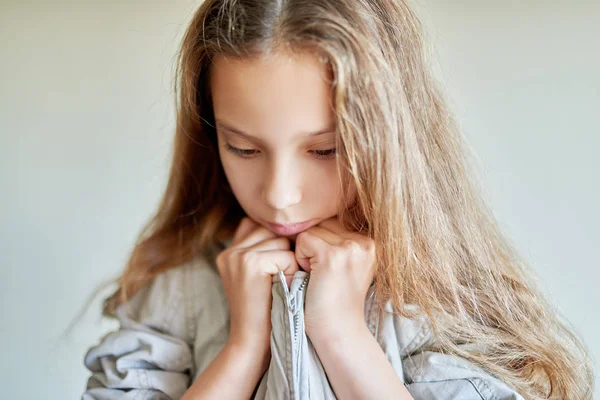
261,156,302,211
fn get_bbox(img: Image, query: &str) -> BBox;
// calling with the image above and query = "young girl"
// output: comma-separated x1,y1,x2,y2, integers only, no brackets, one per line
81,0,594,399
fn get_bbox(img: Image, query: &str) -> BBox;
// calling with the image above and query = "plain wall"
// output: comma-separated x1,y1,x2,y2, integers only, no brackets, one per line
1,0,597,398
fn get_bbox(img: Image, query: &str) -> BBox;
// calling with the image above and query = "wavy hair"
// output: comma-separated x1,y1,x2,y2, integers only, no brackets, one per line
94,0,594,398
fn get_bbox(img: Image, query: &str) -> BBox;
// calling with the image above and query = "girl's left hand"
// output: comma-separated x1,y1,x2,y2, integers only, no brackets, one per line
294,217,377,339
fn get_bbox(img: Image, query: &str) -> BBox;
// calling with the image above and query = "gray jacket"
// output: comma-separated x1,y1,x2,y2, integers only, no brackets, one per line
82,240,525,399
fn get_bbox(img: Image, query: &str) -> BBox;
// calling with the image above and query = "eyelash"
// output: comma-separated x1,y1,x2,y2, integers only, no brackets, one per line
224,143,337,160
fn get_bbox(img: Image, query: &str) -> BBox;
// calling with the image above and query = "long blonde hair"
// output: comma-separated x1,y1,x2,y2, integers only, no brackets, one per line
99,0,594,398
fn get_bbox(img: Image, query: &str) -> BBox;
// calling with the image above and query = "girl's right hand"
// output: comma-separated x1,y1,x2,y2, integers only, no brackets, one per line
216,217,300,353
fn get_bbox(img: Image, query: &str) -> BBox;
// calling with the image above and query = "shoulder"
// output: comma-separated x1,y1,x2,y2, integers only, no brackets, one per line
374,301,435,359
375,302,525,399
83,250,226,400
115,244,227,344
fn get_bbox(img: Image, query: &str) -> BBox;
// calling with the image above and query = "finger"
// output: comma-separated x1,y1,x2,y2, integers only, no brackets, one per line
259,250,298,277
285,273,295,288
315,216,350,237
281,257,301,288
295,229,331,272
247,237,290,252
232,217,258,245
265,252,301,288
303,225,344,246
235,222,278,249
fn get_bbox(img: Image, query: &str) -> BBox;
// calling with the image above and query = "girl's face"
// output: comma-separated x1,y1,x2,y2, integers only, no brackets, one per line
210,51,355,240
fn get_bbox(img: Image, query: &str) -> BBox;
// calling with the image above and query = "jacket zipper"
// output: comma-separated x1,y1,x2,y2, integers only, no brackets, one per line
293,275,309,399
293,275,309,347
279,271,310,400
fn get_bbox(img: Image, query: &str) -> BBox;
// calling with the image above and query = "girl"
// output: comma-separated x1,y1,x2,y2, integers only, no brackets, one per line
82,0,594,399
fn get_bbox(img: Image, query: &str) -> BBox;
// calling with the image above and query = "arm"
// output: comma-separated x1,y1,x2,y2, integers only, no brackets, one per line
310,321,414,400
181,342,268,400
82,300,193,400
82,257,237,400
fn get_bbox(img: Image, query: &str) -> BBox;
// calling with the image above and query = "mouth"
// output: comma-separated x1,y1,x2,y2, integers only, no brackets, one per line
266,219,316,236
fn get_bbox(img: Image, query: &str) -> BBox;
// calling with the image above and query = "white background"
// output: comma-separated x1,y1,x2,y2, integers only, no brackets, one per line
1,0,598,398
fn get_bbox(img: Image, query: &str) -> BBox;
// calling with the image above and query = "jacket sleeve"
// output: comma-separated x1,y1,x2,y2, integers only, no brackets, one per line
402,349,526,400
82,262,197,400
380,302,525,400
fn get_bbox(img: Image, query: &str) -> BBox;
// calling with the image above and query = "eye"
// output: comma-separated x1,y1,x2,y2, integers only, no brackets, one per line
311,148,337,160
224,143,257,157
224,143,337,160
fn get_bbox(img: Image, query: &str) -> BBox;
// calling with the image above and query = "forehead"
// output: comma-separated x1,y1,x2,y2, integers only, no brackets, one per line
209,51,335,142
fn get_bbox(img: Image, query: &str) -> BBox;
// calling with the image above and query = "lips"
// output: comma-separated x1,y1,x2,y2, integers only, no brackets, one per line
267,219,315,236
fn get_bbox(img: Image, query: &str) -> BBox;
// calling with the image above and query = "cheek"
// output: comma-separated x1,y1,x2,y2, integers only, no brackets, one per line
321,167,357,209
219,148,243,181
309,165,344,204
222,160,256,197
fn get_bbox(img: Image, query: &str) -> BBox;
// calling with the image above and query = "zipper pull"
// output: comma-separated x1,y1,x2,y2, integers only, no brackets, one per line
278,270,296,312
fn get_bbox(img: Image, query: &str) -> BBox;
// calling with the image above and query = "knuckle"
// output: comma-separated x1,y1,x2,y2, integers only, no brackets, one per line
215,251,232,278
342,239,361,254
240,250,258,267
284,250,296,261
215,250,227,270
295,231,308,244
323,246,339,261
238,217,254,231
276,237,291,248
364,238,376,254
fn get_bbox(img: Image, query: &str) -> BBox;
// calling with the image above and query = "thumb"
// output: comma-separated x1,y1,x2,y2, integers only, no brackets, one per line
282,258,301,288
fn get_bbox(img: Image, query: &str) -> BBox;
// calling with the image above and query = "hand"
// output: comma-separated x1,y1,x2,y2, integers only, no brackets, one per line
216,217,301,355
294,217,377,339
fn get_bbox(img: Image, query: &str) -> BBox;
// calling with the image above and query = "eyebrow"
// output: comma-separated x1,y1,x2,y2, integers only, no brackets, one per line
215,120,336,143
